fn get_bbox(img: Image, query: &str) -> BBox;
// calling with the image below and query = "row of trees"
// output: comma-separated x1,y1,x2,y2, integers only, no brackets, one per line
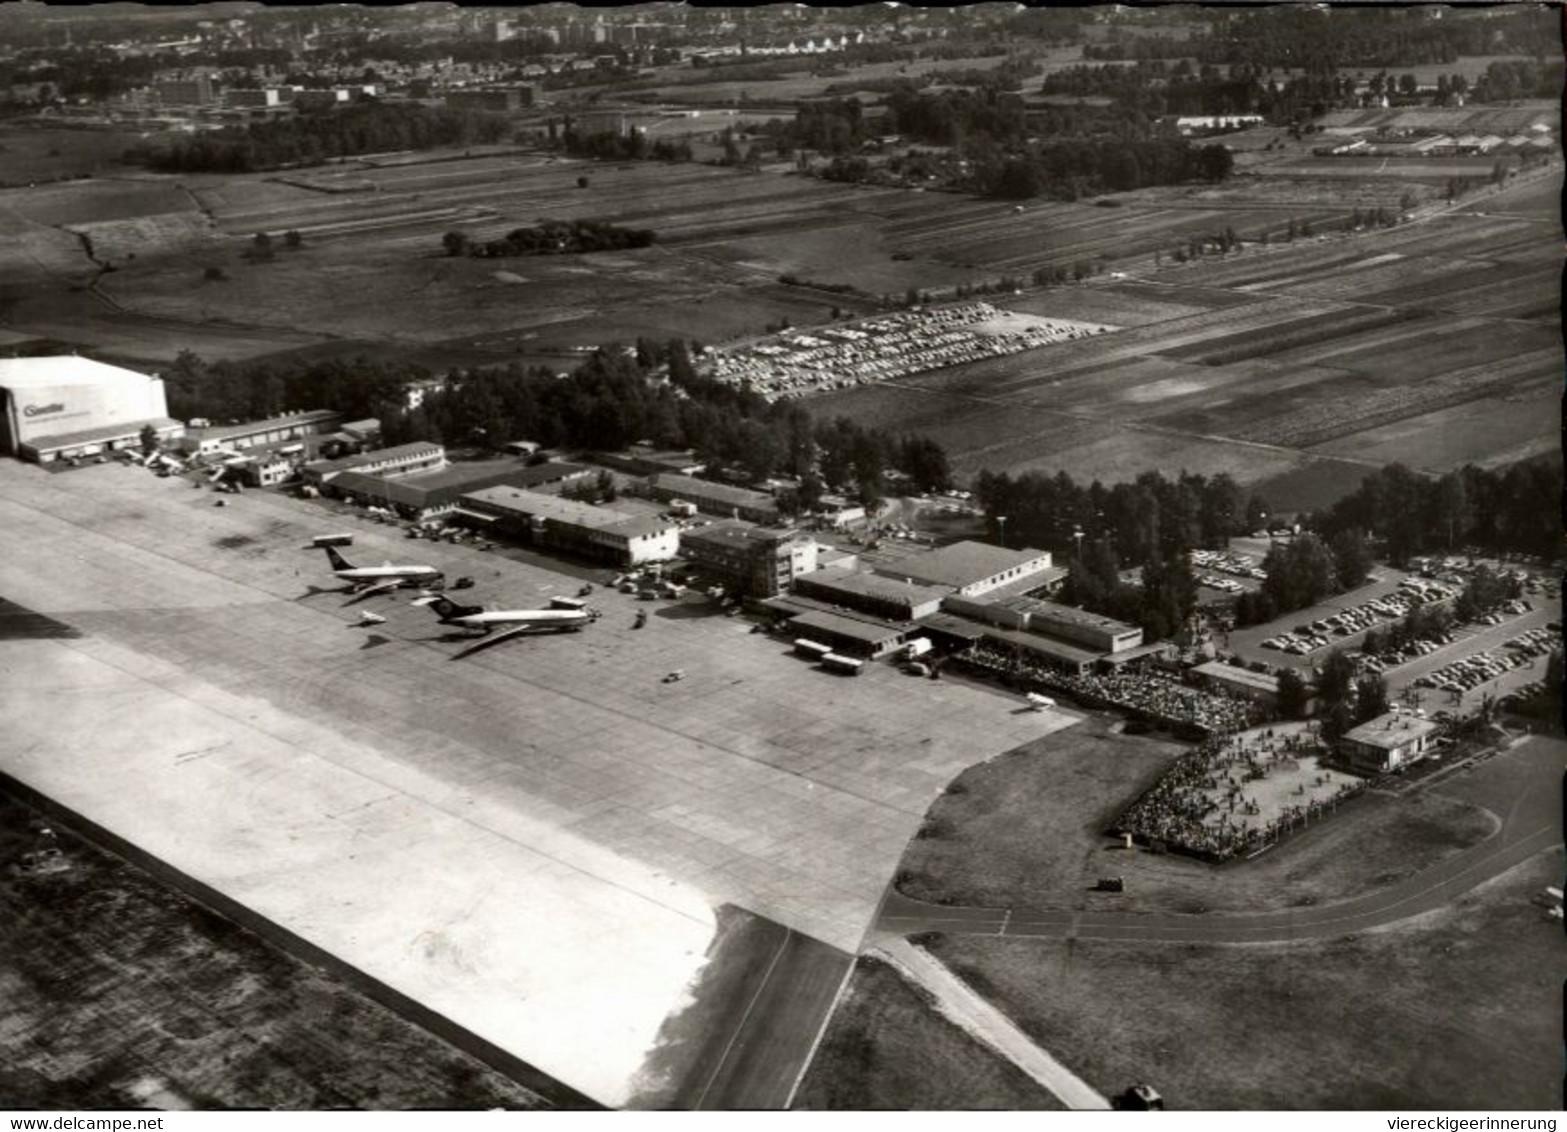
126,102,510,174
155,340,953,509
384,344,950,505
973,467,1261,569
1312,460,1563,566
441,219,656,259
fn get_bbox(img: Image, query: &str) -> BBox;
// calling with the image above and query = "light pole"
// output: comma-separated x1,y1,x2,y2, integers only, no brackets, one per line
1073,525,1084,560
997,515,1008,549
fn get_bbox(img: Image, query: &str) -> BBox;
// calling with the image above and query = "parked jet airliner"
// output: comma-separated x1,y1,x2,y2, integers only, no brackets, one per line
321,545,442,598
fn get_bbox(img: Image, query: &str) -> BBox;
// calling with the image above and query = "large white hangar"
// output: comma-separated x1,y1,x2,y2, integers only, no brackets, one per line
0,356,183,463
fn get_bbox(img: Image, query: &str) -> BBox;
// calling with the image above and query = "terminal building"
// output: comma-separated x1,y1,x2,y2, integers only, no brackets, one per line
879,540,1055,598
681,522,818,599
457,486,680,567
0,356,183,463
791,565,947,621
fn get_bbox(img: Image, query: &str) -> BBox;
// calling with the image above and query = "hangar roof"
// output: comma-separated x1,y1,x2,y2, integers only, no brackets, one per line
0,356,158,390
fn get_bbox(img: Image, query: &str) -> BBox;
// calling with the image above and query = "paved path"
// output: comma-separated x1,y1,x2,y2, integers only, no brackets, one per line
871,936,1111,1110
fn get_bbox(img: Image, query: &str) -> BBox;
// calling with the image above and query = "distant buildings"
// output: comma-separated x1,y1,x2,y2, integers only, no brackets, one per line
444,84,538,114
178,410,344,459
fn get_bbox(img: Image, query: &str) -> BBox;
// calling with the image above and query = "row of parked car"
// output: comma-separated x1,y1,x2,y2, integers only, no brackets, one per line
1261,581,1460,656
1191,549,1267,582
1415,632,1555,695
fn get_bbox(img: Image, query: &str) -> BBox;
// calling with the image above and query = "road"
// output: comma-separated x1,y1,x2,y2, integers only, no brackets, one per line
878,737,1560,945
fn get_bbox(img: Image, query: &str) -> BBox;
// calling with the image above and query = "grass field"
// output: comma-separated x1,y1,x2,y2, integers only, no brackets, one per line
0,785,552,1110
924,844,1564,1109
0,125,146,186
893,712,1499,916
791,955,1064,1110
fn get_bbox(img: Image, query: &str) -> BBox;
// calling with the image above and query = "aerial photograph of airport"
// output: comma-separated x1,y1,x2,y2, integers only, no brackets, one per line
0,0,1561,1115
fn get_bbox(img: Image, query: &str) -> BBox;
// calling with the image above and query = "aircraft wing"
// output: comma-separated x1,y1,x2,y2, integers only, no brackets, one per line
342,580,401,605
450,621,557,660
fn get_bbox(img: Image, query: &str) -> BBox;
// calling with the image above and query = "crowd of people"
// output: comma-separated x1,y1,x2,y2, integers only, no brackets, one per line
1113,727,1370,860
961,641,1263,735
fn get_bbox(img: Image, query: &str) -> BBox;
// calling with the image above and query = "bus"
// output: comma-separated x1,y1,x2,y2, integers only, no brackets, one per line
821,653,864,676
794,639,833,660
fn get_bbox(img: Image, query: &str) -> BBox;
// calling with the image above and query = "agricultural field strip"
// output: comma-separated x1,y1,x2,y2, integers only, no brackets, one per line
1231,347,1561,450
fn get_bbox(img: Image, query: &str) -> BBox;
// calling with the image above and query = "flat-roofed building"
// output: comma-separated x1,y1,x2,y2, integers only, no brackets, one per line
1021,599,1143,654
645,472,778,523
445,84,537,113
1339,711,1440,776
457,486,678,566
1192,660,1285,708
681,521,818,598
327,460,591,521
879,540,1054,598
785,609,908,658
792,565,946,621
302,441,447,486
177,410,343,458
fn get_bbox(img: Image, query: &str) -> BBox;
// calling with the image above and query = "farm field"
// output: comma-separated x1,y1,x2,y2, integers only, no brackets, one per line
1,155,1351,367
808,157,1560,496
0,125,148,186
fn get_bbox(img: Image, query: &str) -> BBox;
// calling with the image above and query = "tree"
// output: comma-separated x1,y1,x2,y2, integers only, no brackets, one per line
576,175,590,189
284,229,303,249
442,230,470,257
1317,649,1357,716
202,264,228,282
138,423,159,457
1329,527,1373,591
1354,674,1389,724
1276,667,1308,720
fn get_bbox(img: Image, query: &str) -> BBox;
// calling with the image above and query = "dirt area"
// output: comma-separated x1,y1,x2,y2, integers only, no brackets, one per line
791,955,1064,1111
924,844,1565,1109
0,785,554,1110
895,711,1501,916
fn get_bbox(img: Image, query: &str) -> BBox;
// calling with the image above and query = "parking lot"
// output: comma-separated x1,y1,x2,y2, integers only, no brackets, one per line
1226,567,1419,669
0,459,1073,1107
1382,605,1555,712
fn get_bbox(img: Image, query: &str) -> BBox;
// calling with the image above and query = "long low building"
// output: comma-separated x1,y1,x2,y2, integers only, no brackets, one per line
644,472,778,523
792,565,947,621
786,609,908,658
302,441,447,486
0,356,183,463
178,410,343,458
327,460,591,521
457,486,679,567
945,593,1143,655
